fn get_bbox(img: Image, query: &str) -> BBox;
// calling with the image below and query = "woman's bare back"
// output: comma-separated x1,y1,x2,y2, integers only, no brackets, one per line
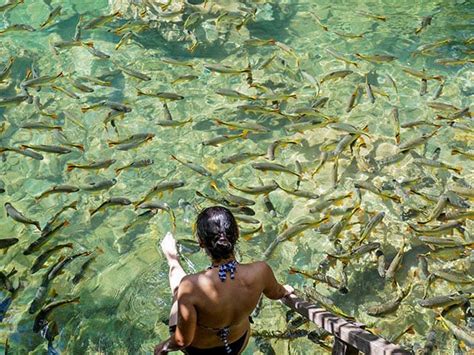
181,261,286,348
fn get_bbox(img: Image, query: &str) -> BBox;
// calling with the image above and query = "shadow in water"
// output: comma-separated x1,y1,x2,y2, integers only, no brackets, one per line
113,1,300,62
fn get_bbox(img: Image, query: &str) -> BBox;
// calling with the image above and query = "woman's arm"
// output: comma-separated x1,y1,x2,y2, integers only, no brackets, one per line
155,277,197,354
259,261,294,300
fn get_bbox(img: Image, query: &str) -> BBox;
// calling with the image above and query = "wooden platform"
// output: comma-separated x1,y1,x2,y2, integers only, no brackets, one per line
282,293,412,355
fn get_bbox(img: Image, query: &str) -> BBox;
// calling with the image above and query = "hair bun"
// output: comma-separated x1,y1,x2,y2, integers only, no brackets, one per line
196,206,239,259
214,234,232,250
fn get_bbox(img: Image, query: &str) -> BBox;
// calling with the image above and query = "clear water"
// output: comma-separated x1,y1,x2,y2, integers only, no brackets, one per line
0,0,473,353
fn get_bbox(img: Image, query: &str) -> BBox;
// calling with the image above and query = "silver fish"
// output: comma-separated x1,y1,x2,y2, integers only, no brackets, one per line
5,203,40,230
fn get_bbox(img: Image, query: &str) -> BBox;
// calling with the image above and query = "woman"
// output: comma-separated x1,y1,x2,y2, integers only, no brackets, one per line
154,206,294,354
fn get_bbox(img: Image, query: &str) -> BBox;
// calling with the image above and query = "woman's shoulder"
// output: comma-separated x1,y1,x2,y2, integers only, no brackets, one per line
180,269,207,283
240,260,271,273
179,261,270,284
178,267,216,286
243,260,269,267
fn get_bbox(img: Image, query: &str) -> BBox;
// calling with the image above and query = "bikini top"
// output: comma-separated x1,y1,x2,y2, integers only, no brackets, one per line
196,260,238,354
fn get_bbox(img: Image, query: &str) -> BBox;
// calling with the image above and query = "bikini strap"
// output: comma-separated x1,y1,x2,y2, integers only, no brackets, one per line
195,323,233,353
217,326,232,354
207,260,238,282
203,259,238,352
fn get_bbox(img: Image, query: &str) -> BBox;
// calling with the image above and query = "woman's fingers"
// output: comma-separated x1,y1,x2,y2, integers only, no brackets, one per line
283,284,295,296
154,344,167,355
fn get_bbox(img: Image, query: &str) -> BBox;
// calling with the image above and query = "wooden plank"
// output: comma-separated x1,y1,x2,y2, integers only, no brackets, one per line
332,337,359,355
282,294,411,355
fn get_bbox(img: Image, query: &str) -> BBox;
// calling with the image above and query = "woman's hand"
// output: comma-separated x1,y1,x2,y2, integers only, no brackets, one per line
154,341,168,355
161,232,179,262
283,284,295,297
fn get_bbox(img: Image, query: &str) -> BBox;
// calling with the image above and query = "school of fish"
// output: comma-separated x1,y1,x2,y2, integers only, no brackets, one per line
0,0,472,353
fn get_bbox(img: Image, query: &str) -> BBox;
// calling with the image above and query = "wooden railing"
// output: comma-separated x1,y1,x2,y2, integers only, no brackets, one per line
281,293,412,355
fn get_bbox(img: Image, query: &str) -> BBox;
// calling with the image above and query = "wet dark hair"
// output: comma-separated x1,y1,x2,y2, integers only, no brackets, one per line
196,206,239,260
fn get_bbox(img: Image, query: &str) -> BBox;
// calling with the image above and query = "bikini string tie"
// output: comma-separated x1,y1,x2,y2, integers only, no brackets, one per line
208,260,238,282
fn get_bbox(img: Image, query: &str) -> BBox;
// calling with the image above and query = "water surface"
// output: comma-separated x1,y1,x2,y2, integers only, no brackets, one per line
0,0,473,353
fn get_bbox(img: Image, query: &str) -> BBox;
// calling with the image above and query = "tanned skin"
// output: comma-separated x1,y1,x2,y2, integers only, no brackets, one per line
155,232,293,354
